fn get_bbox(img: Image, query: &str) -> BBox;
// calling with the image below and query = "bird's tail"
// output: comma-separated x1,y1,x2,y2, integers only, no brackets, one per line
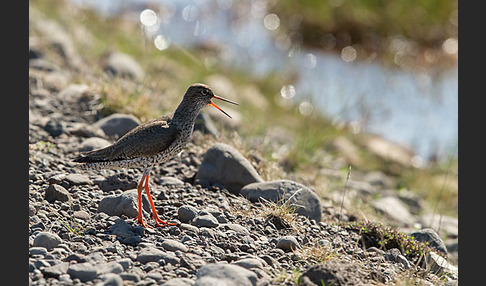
73,146,112,163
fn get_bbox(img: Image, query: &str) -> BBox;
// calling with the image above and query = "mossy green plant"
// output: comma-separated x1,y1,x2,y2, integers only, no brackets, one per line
339,220,437,265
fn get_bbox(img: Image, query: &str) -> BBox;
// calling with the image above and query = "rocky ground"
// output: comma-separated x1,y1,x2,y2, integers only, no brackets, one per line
29,4,458,286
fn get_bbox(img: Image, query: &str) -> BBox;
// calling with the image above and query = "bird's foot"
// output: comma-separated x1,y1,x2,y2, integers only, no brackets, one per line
152,215,178,228
133,212,178,228
134,214,152,228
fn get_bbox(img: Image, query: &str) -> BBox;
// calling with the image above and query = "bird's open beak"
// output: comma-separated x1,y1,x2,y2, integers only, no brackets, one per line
209,95,239,119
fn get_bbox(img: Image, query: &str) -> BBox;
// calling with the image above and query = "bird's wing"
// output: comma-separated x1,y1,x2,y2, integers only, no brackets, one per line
74,115,178,163
108,118,179,160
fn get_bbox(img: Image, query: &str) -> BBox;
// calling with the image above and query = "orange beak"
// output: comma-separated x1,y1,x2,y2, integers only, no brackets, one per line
210,95,239,119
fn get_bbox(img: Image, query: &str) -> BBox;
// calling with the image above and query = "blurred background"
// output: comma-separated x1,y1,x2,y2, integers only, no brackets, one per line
67,0,458,163
29,0,458,217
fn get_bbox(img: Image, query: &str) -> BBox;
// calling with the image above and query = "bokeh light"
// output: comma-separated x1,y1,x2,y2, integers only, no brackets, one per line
299,101,313,116
341,46,357,62
442,38,458,55
154,35,169,51
263,13,280,31
182,5,198,22
280,85,295,99
140,9,158,27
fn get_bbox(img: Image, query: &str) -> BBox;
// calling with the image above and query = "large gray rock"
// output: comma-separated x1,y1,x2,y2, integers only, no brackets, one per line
93,113,140,138
195,143,263,194
410,228,447,257
195,263,257,286
78,137,111,152
67,262,98,282
109,219,137,239
240,180,322,221
136,247,169,264
299,260,368,286
44,184,70,203
372,196,414,226
104,52,145,80
98,189,151,218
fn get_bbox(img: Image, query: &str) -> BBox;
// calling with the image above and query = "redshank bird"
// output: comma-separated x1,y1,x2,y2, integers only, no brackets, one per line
73,83,238,227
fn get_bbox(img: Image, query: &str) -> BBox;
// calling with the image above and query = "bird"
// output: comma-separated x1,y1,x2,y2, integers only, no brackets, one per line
73,83,238,228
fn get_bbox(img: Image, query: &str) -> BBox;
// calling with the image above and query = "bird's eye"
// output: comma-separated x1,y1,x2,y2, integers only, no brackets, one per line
201,89,208,96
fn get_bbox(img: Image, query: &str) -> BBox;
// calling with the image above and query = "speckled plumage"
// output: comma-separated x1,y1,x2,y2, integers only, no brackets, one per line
73,83,238,228
74,114,184,170
74,83,225,169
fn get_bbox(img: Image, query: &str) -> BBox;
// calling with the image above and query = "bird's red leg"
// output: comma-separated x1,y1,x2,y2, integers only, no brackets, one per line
143,174,178,227
135,172,151,228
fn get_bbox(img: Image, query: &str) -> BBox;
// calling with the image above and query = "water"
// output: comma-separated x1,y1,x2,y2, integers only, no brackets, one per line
69,0,458,162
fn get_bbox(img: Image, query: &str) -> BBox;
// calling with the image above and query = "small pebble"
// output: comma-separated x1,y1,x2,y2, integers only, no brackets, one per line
193,213,219,228
276,236,301,251
33,232,62,250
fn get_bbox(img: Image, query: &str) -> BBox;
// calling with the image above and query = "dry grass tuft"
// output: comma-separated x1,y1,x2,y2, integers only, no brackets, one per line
229,192,300,232
296,243,336,264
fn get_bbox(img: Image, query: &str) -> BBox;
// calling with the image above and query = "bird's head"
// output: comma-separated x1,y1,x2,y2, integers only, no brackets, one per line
185,83,239,118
